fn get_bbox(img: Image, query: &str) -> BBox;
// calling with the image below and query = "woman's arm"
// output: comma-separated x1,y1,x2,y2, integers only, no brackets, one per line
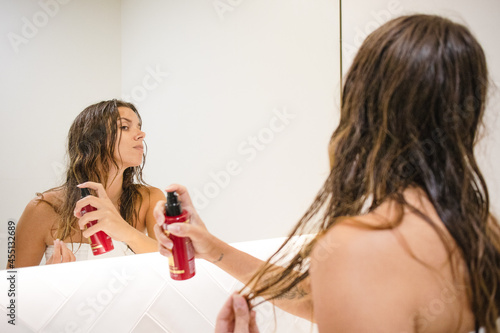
74,182,162,254
144,186,166,240
10,199,52,268
124,186,165,253
202,234,313,319
153,184,313,320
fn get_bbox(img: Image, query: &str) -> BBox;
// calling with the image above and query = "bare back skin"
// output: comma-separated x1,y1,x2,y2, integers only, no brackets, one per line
310,187,474,332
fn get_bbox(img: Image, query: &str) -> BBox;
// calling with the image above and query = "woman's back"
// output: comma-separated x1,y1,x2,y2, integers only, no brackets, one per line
310,187,475,332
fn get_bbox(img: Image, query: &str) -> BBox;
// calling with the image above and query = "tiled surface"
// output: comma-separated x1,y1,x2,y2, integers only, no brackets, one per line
148,283,215,333
131,314,169,333
0,238,318,333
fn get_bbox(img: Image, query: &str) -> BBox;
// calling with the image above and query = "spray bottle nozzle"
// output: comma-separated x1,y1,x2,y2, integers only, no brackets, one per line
166,191,178,204
166,191,182,216
80,188,91,198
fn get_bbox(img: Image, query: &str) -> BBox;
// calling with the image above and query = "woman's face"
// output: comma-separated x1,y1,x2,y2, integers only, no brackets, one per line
114,106,146,169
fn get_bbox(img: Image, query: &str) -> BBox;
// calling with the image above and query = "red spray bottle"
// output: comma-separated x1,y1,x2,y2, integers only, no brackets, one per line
80,188,114,255
162,191,196,280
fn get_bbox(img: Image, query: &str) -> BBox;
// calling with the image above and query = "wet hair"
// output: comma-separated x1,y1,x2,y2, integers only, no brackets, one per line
244,14,500,332
38,99,148,244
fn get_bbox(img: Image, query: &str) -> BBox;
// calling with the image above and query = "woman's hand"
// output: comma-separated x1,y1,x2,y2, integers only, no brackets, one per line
152,184,219,261
46,239,76,265
215,293,259,333
74,182,135,242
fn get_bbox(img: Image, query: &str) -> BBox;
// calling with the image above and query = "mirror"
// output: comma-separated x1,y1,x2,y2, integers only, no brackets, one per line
0,0,341,268
2,0,498,271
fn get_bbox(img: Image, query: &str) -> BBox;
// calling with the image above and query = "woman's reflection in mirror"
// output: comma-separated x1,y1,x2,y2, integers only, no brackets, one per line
11,99,165,268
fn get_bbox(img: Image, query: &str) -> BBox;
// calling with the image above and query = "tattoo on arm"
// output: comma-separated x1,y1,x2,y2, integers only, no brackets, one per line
211,253,224,264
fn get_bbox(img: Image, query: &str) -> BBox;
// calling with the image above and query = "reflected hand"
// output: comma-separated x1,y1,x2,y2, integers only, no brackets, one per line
74,182,134,242
215,293,259,333
46,239,76,265
152,184,217,261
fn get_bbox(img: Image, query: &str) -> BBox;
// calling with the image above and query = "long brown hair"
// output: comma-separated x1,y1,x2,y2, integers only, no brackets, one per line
244,15,500,332
38,99,148,244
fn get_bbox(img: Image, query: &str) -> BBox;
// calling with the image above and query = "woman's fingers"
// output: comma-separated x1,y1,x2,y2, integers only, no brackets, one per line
81,221,102,238
166,222,205,241
249,310,259,333
165,184,194,208
47,239,76,265
166,222,209,243
153,224,173,251
77,210,101,230
215,294,236,333
68,247,76,262
60,241,76,262
73,194,107,218
232,294,252,333
50,239,62,264
182,205,204,228
215,294,257,333
77,182,108,199
74,182,109,216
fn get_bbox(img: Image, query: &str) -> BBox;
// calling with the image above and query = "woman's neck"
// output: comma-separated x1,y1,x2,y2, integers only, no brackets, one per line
106,170,124,207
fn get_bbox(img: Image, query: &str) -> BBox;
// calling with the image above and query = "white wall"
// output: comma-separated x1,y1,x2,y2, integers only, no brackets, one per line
120,0,340,243
341,0,500,216
0,0,122,269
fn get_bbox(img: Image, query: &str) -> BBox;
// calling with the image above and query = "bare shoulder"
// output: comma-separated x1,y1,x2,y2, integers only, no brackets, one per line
311,217,414,277
136,185,164,221
138,186,165,237
310,220,423,331
137,185,164,199
21,190,63,225
310,211,474,332
13,189,64,267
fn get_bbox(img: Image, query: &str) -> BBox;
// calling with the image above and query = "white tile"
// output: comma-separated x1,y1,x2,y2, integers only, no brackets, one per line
148,284,215,333
16,270,66,331
88,265,167,332
165,264,231,325
42,264,91,299
131,313,169,333
198,260,243,293
0,307,37,333
39,254,166,333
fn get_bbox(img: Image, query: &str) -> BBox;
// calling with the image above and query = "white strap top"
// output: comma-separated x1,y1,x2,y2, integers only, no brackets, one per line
41,239,135,265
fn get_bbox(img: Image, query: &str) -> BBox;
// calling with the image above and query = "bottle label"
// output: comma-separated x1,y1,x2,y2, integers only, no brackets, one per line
168,256,185,274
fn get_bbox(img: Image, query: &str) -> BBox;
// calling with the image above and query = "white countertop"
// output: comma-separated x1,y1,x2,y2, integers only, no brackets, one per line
0,237,317,333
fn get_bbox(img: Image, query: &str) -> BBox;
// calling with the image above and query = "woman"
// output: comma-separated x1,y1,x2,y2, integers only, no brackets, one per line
12,99,164,268
154,15,500,332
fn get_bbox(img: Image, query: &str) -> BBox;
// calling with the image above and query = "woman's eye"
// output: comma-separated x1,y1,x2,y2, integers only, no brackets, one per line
121,126,129,131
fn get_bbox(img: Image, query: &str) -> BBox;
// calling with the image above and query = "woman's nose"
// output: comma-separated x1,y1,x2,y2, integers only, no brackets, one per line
136,129,146,140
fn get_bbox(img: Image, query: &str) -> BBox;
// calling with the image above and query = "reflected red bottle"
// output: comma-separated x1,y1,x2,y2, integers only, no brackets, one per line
80,188,114,255
162,191,196,280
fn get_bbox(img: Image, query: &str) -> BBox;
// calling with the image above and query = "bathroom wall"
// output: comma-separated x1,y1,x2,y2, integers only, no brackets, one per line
119,0,340,244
